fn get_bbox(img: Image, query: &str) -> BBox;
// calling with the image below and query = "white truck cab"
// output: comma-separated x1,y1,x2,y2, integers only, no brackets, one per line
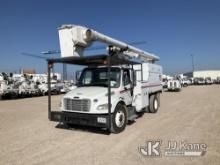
58,63,162,133
62,64,162,113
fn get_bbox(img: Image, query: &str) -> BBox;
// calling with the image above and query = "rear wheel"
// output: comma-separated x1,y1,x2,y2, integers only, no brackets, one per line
149,94,160,113
111,104,127,133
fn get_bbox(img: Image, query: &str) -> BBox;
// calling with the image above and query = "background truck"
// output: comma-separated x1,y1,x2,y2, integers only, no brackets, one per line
167,79,182,91
48,25,163,133
194,77,205,85
167,75,182,91
205,77,213,85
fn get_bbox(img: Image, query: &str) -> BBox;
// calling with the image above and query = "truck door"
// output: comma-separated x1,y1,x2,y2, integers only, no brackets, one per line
120,69,132,105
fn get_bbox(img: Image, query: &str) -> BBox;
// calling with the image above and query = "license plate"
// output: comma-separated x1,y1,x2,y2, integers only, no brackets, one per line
97,117,107,124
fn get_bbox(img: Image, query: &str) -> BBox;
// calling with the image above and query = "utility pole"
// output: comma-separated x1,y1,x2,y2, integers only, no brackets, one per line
190,54,195,72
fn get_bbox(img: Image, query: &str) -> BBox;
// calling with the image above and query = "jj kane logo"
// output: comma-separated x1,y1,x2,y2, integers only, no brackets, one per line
139,140,162,157
139,140,207,157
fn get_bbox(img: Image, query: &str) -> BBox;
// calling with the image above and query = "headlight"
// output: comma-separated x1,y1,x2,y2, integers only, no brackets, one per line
97,103,108,110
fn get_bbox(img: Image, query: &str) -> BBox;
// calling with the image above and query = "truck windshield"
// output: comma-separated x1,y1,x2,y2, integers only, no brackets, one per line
78,68,121,88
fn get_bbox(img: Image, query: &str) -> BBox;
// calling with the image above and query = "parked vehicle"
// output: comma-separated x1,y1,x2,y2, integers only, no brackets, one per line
162,77,168,88
48,24,163,133
0,73,19,99
181,78,191,87
205,77,213,85
0,72,62,99
194,77,205,85
167,79,182,91
215,77,220,84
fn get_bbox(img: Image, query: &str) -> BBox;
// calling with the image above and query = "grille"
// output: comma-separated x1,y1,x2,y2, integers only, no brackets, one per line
64,98,91,112
174,82,177,88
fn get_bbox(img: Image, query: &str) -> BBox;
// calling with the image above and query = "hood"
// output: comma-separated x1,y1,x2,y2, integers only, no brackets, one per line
64,87,108,99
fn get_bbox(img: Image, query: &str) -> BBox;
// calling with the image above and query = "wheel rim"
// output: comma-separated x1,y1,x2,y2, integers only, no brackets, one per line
154,99,158,110
115,110,125,128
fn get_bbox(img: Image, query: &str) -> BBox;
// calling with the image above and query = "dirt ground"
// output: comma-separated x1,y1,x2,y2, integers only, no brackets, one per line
0,85,220,165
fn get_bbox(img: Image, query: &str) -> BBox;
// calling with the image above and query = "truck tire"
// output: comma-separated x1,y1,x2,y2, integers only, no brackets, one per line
149,94,160,113
111,104,127,133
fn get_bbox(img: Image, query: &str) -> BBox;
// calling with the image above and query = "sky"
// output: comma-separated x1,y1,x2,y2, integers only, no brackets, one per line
0,0,220,76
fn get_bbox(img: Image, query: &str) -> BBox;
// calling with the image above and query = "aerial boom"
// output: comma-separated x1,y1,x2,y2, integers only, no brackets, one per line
58,24,159,61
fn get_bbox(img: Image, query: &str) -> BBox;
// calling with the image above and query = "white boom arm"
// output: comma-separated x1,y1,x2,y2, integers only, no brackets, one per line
58,24,159,61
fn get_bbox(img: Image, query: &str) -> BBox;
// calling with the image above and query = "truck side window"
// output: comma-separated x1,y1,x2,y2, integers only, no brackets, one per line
82,71,92,84
123,70,131,86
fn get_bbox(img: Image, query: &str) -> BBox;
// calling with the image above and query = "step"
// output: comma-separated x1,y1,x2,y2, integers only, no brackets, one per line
128,113,138,121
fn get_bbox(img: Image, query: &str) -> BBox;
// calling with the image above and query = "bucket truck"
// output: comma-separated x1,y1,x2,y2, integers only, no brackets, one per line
48,25,163,133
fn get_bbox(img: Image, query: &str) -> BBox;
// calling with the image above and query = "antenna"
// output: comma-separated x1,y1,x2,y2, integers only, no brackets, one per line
21,53,48,59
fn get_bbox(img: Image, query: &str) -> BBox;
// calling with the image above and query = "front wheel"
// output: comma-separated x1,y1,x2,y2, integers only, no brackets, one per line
111,104,127,133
